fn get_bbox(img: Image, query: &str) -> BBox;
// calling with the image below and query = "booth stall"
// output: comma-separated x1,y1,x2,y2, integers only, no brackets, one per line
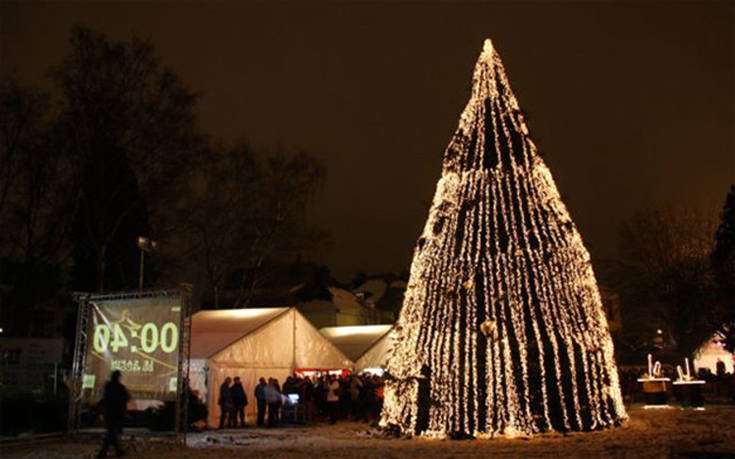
189,307,352,427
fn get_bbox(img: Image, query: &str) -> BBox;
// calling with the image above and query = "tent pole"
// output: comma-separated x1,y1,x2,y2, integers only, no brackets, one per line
292,309,296,374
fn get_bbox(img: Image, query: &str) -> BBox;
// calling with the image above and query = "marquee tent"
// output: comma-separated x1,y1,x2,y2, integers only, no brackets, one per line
319,325,395,372
189,307,352,427
694,332,734,374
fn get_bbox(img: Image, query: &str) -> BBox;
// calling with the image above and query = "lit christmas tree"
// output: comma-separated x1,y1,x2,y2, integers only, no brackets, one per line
381,39,627,437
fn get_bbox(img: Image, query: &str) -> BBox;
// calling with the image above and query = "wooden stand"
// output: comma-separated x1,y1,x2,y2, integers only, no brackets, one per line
673,380,705,409
638,377,670,407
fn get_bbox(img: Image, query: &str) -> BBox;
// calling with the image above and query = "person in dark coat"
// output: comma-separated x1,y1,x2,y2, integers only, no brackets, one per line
98,370,130,458
415,365,431,435
254,377,267,426
300,376,316,423
231,376,248,427
218,376,234,429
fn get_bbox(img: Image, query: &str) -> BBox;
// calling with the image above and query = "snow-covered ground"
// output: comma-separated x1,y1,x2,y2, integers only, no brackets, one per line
2,404,734,458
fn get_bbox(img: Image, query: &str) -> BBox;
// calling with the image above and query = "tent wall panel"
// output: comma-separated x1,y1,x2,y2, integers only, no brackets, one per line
210,311,295,367
355,330,395,371
294,312,353,369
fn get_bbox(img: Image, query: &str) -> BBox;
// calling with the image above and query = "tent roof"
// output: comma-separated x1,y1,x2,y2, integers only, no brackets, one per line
319,325,393,361
190,307,290,358
355,327,396,370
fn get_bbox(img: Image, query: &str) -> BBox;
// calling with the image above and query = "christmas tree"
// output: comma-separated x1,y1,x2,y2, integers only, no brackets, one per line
381,39,627,437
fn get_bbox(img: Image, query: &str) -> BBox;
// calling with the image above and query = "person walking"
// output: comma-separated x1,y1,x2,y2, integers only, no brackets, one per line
97,370,130,458
254,377,267,427
231,376,248,427
218,376,234,429
326,374,340,425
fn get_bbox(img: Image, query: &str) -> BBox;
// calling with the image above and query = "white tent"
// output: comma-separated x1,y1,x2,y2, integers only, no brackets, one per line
694,333,734,374
319,325,395,372
189,307,352,427
355,327,395,372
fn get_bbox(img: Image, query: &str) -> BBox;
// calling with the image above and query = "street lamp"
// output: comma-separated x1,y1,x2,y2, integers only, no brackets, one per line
137,236,157,290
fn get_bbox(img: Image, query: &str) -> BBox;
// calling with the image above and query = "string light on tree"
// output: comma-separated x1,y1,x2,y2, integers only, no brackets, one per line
381,39,627,437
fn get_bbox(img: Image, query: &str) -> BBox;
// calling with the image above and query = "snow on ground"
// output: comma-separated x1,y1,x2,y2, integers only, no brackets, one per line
2,404,734,459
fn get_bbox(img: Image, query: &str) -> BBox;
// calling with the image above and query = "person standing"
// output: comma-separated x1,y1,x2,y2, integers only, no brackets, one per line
716,358,726,378
97,370,130,458
415,365,431,435
218,376,234,429
265,378,282,427
374,374,384,422
231,376,248,427
326,374,340,425
349,374,363,420
300,376,316,423
254,377,267,426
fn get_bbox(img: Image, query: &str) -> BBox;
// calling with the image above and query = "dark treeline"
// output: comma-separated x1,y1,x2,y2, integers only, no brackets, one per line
599,186,735,361
0,26,326,337
1,25,732,365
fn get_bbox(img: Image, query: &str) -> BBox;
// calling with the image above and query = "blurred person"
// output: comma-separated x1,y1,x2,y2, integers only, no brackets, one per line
374,374,384,421
254,377,267,426
300,376,316,423
97,370,130,458
266,378,282,427
231,376,248,427
218,376,234,429
326,374,340,424
349,373,363,419
361,374,375,422
415,365,431,435
716,358,726,378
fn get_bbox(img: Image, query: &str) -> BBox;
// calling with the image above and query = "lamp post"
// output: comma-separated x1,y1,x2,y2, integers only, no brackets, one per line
137,236,157,290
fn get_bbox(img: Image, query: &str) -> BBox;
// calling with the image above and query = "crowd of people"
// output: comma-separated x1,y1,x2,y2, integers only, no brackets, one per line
217,372,386,429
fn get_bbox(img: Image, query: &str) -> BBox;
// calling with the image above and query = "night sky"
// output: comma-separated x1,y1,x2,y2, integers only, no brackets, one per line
2,1,732,280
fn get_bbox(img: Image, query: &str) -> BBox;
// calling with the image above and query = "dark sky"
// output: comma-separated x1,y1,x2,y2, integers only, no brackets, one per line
2,1,733,281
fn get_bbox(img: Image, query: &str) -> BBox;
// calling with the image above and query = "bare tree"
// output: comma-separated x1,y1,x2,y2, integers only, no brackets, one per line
612,207,723,358
170,143,326,308
52,26,205,292
0,81,74,335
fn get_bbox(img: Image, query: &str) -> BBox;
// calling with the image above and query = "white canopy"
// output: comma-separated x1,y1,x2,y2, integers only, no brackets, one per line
354,327,395,372
694,333,734,374
319,325,395,371
191,307,287,359
189,307,352,427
